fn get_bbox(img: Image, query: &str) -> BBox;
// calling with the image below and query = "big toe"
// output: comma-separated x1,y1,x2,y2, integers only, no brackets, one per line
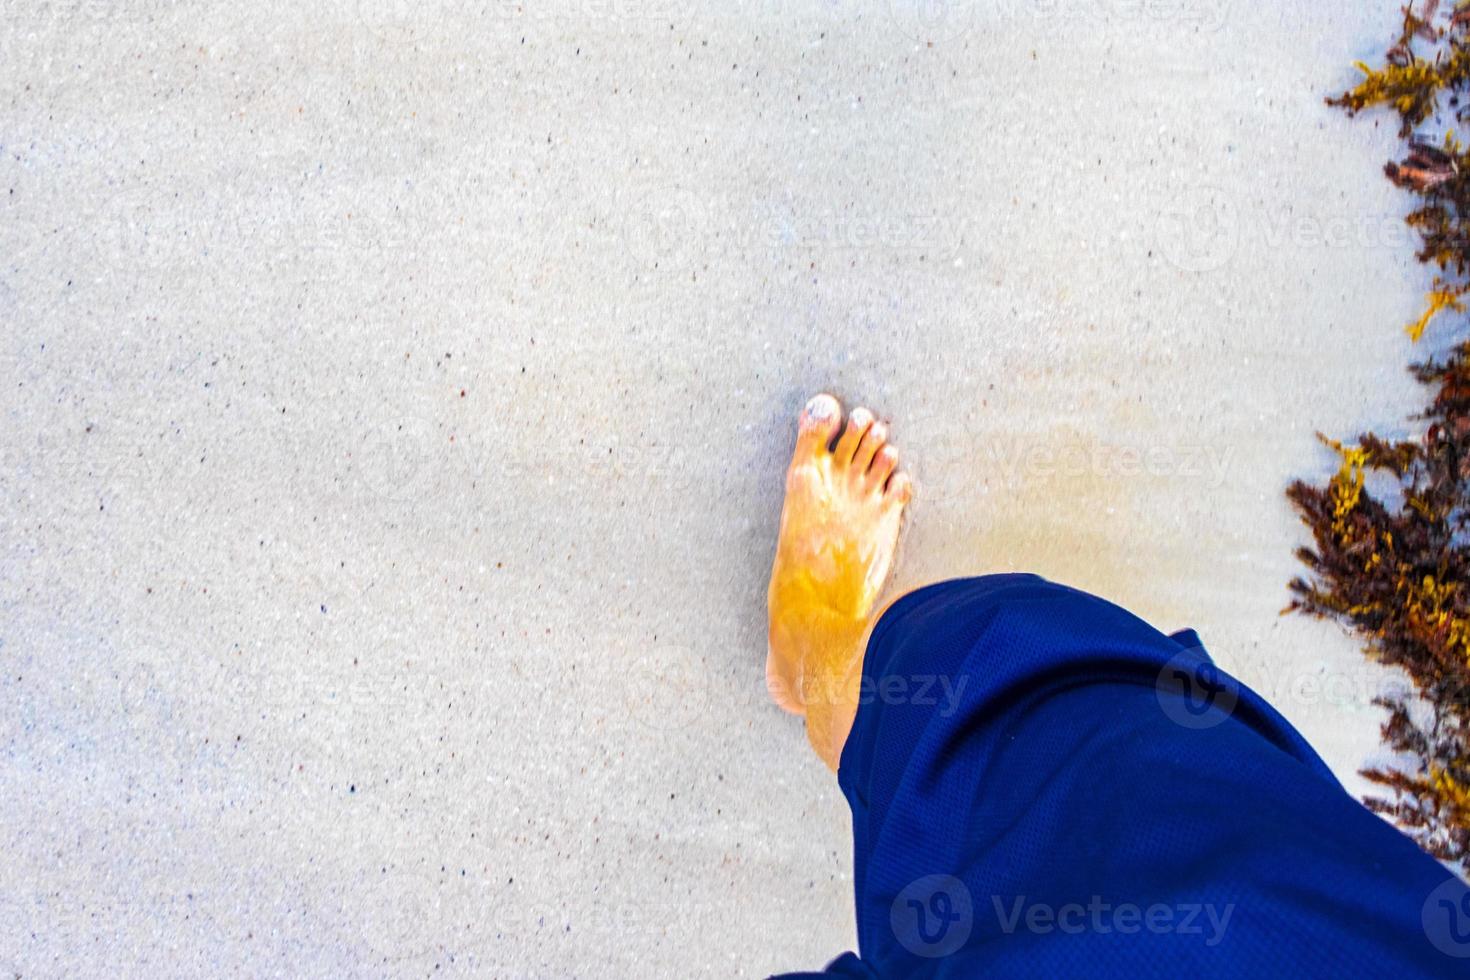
794,393,842,458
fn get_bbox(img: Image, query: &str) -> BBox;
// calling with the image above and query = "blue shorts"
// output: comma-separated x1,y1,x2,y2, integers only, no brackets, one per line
775,575,1467,978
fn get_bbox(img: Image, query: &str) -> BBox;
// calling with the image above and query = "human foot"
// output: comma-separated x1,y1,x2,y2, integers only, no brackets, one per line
767,394,912,769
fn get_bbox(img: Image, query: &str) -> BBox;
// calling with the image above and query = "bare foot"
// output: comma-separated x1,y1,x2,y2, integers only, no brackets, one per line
767,394,912,770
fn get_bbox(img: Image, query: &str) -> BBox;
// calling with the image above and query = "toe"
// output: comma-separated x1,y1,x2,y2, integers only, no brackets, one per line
868,445,899,490
794,394,842,458
834,407,874,465
885,471,913,505
854,422,888,475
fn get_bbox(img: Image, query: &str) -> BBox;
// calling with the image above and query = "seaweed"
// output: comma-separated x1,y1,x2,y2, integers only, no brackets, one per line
1292,0,1470,871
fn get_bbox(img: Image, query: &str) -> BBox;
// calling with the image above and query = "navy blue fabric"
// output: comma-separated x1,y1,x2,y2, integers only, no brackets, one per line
774,575,1468,978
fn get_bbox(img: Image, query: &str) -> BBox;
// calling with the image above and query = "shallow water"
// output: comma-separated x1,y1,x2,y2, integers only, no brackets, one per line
0,0,1437,975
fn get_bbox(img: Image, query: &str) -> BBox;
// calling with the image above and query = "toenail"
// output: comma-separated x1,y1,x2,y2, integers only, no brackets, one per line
804,396,836,421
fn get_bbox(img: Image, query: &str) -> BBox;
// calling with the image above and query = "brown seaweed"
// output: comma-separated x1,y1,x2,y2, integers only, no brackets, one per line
1296,0,1470,871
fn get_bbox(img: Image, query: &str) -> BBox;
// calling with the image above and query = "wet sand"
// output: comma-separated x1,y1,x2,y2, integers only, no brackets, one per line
0,0,1434,975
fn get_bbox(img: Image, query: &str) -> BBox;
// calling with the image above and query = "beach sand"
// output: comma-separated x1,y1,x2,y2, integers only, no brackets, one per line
0,0,1436,974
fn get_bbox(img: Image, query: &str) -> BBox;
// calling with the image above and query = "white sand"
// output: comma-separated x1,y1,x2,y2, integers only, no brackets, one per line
0,0,1436,975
